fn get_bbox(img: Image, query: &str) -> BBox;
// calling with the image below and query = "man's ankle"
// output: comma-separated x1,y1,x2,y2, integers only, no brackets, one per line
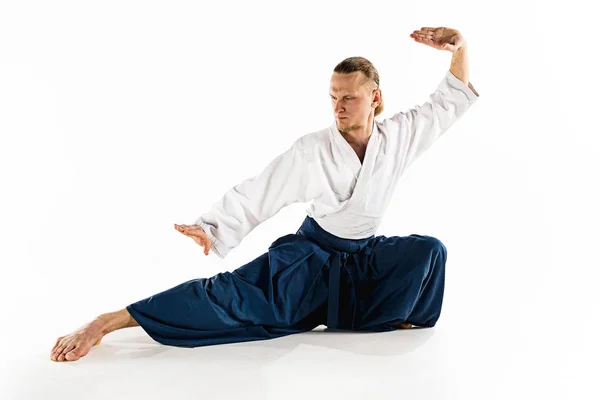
96,309,132,335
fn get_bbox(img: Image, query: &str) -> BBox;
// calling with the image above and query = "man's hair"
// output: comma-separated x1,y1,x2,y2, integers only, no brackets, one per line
333,56,384,117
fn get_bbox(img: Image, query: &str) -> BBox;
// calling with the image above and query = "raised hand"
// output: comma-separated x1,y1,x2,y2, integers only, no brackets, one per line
174,224,212,255
410,27,465,53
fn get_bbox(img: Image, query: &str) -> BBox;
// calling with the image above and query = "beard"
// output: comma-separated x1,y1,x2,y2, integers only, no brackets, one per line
337,120,362,134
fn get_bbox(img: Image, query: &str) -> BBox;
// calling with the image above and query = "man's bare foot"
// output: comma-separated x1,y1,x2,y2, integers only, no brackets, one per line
50,308,138,362
396,322,414,329
50,319,105,362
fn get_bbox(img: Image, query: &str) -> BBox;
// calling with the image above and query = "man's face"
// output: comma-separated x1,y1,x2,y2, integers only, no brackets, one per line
330,71,379,134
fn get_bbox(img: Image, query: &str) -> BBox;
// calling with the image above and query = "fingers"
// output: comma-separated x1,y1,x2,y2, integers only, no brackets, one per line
174,223,189,233
410,30,428,38
175,223,211,255
175,224,203,236
195,234,211,255
410,35,434,45
413,36,433,43
412,27,435,34
193,236,211,255
196,235,210,255
410,28,459,51
410,30,434,42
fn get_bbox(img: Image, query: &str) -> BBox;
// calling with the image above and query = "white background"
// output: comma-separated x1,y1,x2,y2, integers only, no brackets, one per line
1,0,599,399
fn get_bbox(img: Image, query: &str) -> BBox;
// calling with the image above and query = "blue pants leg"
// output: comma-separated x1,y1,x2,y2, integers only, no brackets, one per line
126,233,330,348
351,234,447,331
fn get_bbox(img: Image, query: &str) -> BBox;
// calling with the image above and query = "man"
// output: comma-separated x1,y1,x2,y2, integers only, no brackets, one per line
50,26,479,362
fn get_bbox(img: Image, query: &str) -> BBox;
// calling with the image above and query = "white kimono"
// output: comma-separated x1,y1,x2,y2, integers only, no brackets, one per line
196,70,480,258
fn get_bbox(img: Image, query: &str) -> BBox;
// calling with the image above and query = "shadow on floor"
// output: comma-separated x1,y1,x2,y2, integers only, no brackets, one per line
85,325,436,364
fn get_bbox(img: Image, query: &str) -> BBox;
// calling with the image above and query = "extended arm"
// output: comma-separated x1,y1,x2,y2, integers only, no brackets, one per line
194,141,312,259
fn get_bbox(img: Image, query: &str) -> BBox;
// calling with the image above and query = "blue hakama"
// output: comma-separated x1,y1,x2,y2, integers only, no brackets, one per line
126,216,446,347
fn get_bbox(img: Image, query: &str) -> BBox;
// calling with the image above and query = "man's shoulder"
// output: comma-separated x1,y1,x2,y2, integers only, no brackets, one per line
294,125,331,148
376,114,405,135
292,125,332,161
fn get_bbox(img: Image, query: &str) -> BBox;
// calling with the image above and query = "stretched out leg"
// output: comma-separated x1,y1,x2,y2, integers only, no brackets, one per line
126,242,329,348
50,308,138,362
50,234,330,360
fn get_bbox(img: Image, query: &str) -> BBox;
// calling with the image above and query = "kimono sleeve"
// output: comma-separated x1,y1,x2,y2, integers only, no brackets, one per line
388,70,479,170
194,140,310,259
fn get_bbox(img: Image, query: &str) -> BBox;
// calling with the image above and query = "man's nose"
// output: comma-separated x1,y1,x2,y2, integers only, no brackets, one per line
334,101,344,114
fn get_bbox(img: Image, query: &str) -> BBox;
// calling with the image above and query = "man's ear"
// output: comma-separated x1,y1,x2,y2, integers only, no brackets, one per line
372,88,382,105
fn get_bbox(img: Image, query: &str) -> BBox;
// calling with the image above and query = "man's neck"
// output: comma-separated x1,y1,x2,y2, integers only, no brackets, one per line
340,114,374,147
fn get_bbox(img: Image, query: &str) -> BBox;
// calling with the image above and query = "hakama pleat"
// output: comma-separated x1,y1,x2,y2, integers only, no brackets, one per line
127,216,446,347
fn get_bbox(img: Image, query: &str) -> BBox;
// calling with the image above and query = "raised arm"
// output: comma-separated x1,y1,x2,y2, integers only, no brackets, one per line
410,26,478,94
384,27,479,170
449,37,479,97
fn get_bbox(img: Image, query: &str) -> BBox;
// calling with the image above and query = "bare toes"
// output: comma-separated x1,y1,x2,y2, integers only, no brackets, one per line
51,348,62,360
51,349,63,361
61,343,77,358
51,338,64,354
65,349,81,361
53,345,66,359
52,337,63,350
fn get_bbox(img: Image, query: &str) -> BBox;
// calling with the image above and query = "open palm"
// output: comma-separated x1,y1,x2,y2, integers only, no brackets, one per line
410,27,465,53
174,223,212,255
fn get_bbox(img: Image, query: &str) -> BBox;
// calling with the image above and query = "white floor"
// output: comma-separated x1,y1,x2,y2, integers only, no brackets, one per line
3,265,598,400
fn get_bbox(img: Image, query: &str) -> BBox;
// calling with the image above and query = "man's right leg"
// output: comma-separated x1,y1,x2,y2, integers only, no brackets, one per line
50,234,330,361
124,252,327,349
50,308,138,362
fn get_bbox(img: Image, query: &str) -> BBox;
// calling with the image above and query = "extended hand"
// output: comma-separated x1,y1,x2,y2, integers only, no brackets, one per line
174,224,212,255
410,27,465,53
